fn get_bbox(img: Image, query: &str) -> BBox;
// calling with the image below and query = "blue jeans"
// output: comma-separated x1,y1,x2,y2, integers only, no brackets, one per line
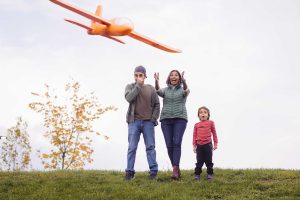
126,120,158,175
161,118,187,167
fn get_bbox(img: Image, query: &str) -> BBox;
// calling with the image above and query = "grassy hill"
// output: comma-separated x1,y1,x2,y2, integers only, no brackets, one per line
0,169,299,200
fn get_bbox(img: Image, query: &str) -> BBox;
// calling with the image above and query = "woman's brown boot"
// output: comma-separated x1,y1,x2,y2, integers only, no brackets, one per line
172,166,179,179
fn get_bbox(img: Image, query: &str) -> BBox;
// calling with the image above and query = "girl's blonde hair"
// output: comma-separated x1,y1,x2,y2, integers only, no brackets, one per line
198,106,210,120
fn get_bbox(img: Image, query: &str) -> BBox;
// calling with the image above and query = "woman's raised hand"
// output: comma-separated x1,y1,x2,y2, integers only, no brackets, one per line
154,72,160,82
154,72,160,90
181,71,186,82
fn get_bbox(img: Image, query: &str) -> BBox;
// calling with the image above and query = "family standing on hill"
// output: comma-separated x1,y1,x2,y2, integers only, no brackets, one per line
124,65,218,181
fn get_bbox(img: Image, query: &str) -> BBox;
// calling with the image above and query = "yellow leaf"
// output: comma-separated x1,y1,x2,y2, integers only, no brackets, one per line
42,154,49,159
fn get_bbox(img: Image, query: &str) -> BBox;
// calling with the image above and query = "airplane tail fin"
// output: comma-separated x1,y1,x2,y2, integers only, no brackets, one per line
95,5,102,16
91,5,102,28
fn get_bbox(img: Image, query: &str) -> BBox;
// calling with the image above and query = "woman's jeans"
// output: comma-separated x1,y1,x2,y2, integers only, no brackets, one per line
126,120,158,175
161,118,187,167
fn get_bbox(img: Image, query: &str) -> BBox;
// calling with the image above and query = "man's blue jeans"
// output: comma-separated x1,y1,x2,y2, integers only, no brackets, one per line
126,120,158,175
161,118,187,167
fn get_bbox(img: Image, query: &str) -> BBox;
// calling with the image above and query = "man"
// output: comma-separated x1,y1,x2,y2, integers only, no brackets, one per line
124,65,160,180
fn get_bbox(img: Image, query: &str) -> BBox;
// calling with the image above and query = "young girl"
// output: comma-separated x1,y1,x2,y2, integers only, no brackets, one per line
193,106,218,181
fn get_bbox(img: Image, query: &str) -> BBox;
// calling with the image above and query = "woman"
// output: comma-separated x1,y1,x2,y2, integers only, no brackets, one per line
154,70,190,179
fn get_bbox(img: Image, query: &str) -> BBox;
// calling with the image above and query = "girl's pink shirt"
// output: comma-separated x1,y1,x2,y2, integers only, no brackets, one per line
193,120,218,147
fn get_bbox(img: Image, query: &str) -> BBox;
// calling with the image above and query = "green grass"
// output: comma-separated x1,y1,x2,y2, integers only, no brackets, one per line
0,169,299,200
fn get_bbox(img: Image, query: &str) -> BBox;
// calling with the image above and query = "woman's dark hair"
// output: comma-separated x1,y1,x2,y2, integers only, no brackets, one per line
166,70,182,85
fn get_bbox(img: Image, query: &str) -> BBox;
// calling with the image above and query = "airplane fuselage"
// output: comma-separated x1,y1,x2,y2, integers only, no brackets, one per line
88,21,133,36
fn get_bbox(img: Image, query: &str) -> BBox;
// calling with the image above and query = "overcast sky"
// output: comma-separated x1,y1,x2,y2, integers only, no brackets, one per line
1,0,299,171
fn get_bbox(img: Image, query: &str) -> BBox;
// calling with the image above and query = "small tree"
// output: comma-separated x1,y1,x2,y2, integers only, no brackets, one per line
0,117,31,171
29,80,116,170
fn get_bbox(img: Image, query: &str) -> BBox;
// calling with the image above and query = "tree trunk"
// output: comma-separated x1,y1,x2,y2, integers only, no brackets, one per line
62,152,66,170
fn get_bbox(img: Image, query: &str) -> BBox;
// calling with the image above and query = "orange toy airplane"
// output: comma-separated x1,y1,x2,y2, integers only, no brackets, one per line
49,0,182,53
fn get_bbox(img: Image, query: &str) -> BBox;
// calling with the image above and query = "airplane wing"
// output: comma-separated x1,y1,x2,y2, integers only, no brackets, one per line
50,0,111,26
128,31,182,53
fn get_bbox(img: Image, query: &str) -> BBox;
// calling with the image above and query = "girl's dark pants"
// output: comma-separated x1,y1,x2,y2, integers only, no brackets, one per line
195,143,214,175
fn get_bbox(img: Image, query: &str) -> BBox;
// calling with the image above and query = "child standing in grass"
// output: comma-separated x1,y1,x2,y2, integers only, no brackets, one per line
193,106,218,181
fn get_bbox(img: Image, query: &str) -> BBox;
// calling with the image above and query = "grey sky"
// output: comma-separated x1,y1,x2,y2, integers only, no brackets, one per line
1,0,299,170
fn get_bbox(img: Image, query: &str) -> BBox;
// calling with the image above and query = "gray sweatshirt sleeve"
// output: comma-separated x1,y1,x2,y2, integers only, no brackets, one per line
152,91,160,122
183,88,190,97
156,88,165,97
125,83,141,103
